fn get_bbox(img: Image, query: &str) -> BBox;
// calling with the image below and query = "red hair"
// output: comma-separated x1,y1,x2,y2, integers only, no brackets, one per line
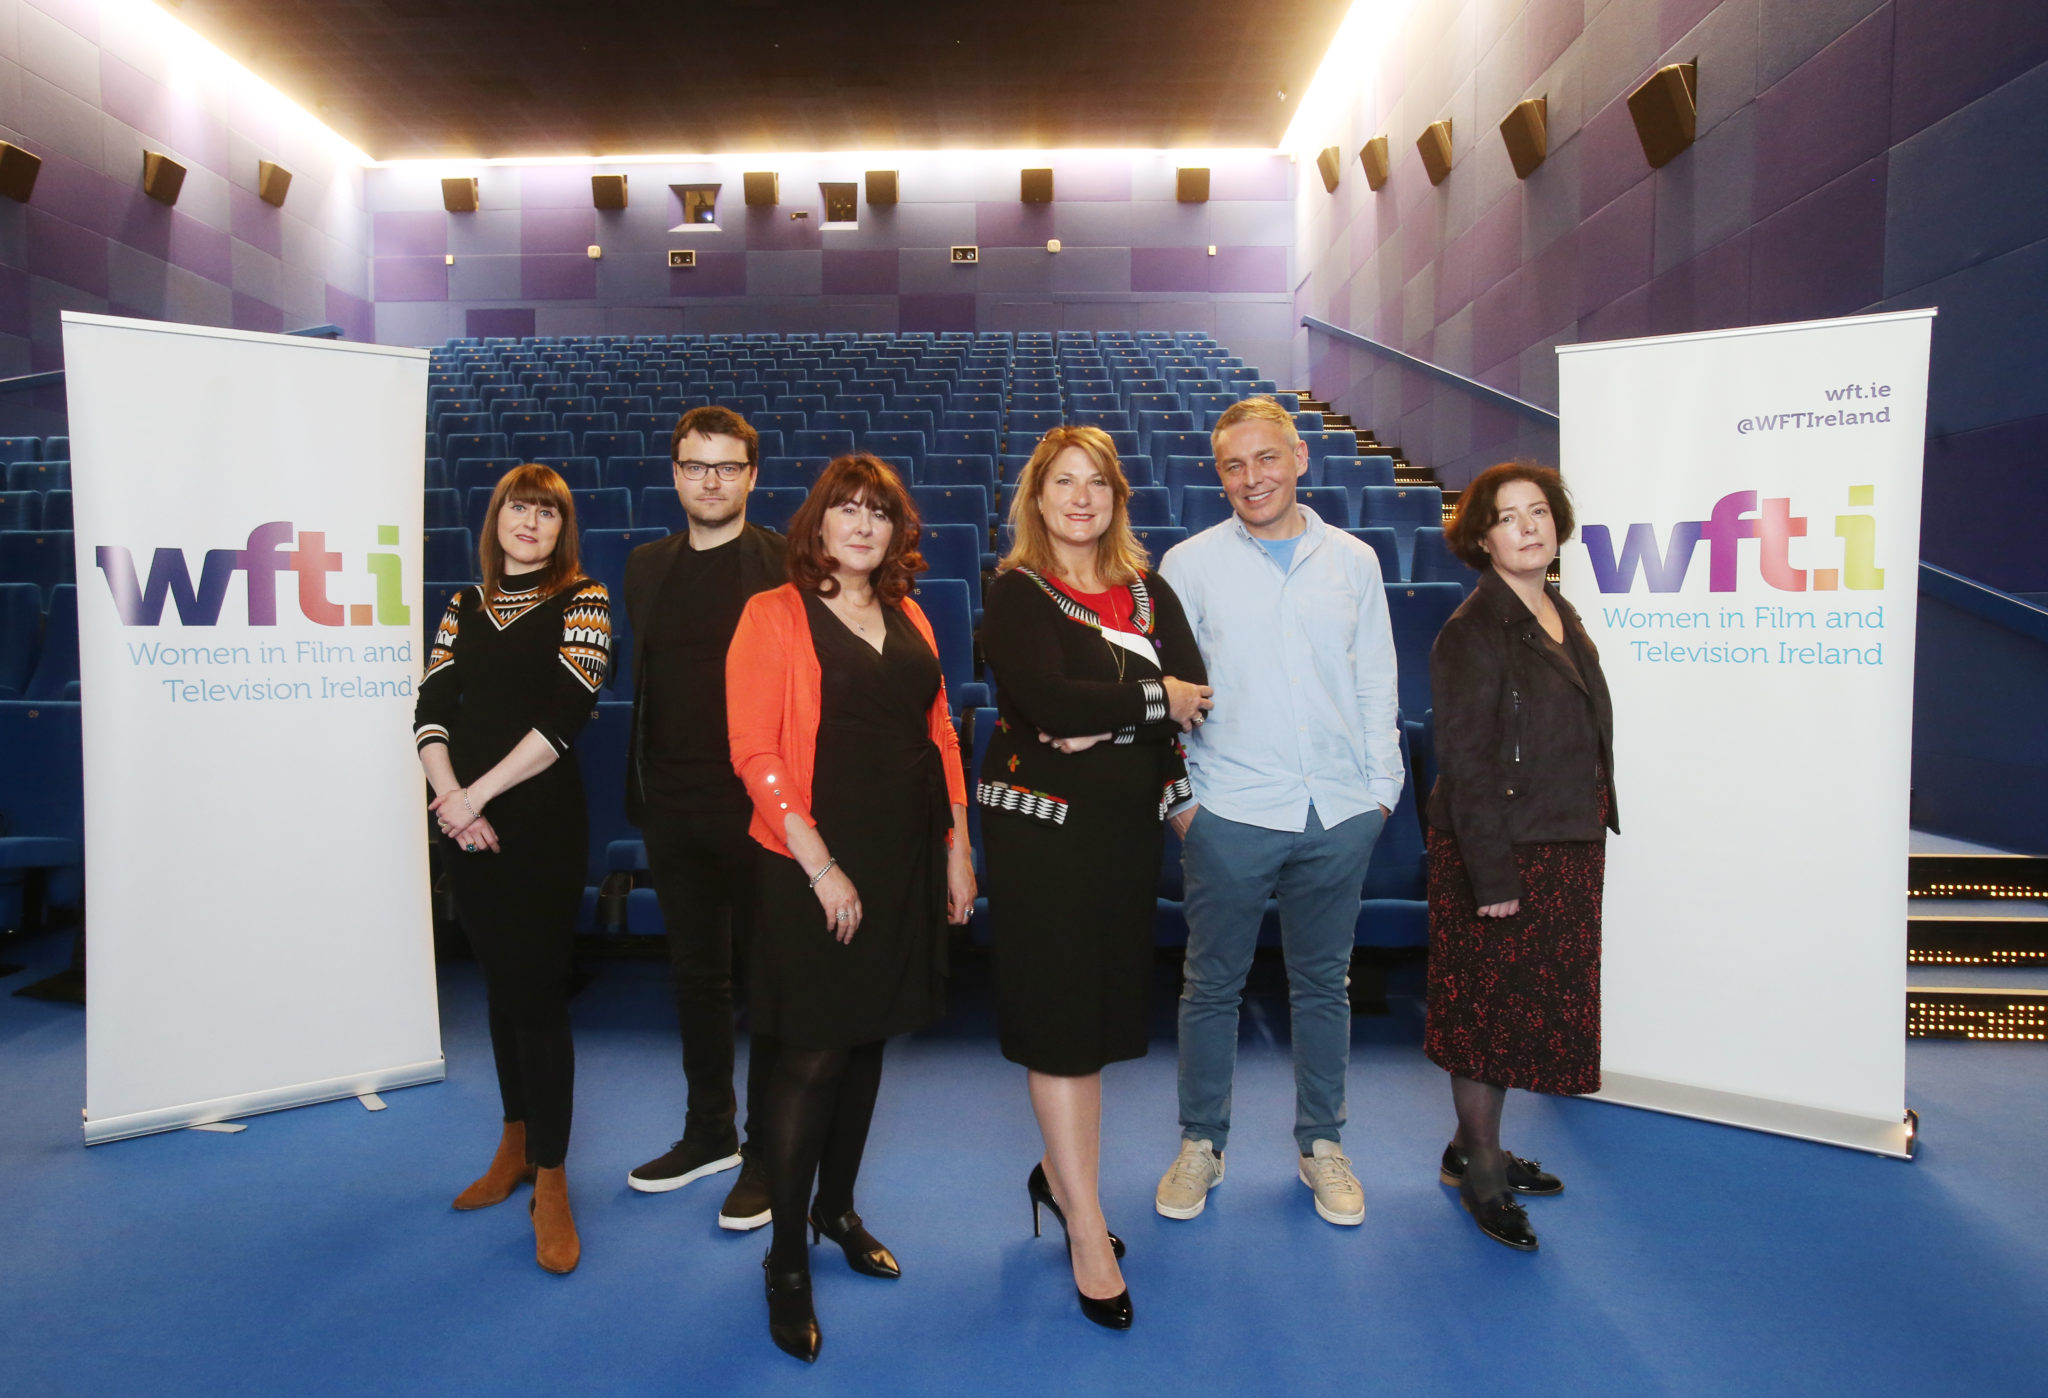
784,455,927,605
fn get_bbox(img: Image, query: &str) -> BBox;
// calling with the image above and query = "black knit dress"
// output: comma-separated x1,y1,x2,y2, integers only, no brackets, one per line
977,567,1204,1075
413,573,611,1167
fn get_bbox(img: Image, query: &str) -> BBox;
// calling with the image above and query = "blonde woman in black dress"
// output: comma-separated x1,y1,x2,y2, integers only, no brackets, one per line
414,463,611,1275
977,426,1211,1329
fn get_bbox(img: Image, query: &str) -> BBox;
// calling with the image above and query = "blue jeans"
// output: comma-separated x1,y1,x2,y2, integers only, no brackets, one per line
1177,805,1385,1156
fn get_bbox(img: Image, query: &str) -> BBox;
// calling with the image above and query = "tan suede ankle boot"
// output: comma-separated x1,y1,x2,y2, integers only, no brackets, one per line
531,1165,580,1274
452,1121,535,1211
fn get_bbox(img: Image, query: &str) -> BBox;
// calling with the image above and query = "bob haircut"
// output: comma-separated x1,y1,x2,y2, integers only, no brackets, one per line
1210,395,1300,457
784,454,926,606
1445,461,1576,570
999,425,1149,587
670,404,759,468
479,462,583,598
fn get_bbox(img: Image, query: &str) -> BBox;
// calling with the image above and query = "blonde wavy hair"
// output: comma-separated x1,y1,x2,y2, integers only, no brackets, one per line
999,425,1150,586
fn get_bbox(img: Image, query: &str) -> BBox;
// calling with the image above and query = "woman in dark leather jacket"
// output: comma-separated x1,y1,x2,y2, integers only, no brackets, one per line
1424,462,1618,1253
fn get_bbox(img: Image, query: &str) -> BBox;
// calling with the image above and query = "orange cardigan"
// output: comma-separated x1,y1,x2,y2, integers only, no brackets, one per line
726,583,968,860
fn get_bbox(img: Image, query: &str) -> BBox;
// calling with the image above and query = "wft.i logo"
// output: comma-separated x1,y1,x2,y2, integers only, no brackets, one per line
1579,488,1882,595
95,522,412,626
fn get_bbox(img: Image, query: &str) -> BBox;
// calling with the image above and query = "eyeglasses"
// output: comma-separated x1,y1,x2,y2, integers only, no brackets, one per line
677,460,751,481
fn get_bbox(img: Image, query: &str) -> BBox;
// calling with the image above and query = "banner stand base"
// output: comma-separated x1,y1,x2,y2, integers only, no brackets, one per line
84,1058,445,1146
1588,1071,1914,1159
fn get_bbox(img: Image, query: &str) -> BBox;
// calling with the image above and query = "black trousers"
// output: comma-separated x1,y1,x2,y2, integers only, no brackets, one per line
642,801,777,1152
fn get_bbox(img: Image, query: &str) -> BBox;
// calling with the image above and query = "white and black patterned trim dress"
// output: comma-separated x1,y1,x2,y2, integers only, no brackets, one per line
976,566,1205,1075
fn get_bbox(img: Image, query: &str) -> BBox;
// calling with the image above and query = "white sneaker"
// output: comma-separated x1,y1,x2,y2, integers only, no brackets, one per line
1298,1139,1365,1226
1155,1138,1225,1219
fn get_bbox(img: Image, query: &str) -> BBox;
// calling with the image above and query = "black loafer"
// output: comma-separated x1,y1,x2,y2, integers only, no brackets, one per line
763,1257,822,1363
808,1207,901,1279
1439,1143,1563,1196
1459,1177,1539,1251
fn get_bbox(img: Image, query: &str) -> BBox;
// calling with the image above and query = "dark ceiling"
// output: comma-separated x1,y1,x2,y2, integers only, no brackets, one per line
171,0,1349,160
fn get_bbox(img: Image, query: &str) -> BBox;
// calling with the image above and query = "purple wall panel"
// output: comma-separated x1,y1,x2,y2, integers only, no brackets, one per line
1576,180,1654,317
521,207,595,255
1647,228,1752,334
26,0,99,42
27,209,107,296
99,53,227,172
32,152,115,237
0,266,31,338
111,190,173,260
230,185,283,260
897,293,976,331
1210,162,1290,202
376,211,447,258
1131,246,1208,292
744,206,823,252
1526,0,1585,81
822,250,898,295
1579,97,1650,218
375,256,449,302
326,284,374,342
976,202,1057,248
169,212,232,284
520,167,591,210
521,253,597,300
466,307,537,339
669,251,747,297
1752,8,1895,220
1891,0,2048,141
1051,159,1132,202
1210,245,1286,293
1749,157,1888,322
231,292,283,333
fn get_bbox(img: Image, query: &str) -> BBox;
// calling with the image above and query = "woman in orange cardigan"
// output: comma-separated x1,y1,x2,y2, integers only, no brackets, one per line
726,455,974,1364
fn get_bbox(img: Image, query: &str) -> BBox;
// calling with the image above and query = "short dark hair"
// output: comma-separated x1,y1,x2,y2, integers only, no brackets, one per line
784,456,926,606
1445,461,1575,569
670,405,758,468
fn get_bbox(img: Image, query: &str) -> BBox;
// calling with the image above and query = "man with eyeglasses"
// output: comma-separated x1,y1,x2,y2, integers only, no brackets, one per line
624,405,788,1228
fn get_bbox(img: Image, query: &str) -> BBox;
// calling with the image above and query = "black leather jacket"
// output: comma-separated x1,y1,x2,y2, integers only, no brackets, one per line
1425,569,1618,905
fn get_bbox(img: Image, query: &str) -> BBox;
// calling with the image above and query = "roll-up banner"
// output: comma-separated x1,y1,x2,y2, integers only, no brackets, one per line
63,312,442,1145
1557,309,1934,1158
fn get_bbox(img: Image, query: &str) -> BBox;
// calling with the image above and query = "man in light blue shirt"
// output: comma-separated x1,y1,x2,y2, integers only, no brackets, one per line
1154,397,1402,1228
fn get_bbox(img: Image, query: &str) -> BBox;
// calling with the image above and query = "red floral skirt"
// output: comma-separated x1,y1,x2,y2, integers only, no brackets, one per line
1423,807,1606,1096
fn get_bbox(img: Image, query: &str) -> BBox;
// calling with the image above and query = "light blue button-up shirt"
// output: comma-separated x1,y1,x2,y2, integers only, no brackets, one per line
1160,504,1404,832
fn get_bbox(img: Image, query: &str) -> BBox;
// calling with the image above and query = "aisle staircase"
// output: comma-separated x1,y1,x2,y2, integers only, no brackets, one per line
1907,838,2048,1042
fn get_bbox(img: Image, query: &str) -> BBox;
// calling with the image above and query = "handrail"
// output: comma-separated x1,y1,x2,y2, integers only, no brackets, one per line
1300,315,1560,426
0,323,347,396
1919,562,2048,647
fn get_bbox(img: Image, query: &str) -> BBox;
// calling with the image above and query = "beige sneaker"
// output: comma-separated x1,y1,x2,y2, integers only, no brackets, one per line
1298,1139,1365,1225
1155,1138,1225,1219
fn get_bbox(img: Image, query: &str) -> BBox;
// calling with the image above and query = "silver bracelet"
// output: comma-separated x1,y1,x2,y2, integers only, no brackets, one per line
462,791,478,819
807,857,838,889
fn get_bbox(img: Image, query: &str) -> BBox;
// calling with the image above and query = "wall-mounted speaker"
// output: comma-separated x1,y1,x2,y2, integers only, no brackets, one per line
1416,120,1453,186
1358,136,1389,191
1499,98,1548,179
1020,168,1053,203
1177,167,1210,202
1315,146,1341,194
256,159,292,208
866,169,898,205
0,142,43,203
1629,62,1698,168
743,171,779,206
591,174,627,210
141,151,186,206
441,176,479,213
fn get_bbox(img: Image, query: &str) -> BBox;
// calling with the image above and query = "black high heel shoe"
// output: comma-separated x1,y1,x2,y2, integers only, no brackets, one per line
1026,1163,1133,1330
1027,1163,1125,1258
808,1207,900,1279
763,1256,821,1363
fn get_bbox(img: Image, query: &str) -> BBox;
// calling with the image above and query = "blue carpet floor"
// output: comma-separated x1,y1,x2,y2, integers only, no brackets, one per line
3,928,2046,1397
